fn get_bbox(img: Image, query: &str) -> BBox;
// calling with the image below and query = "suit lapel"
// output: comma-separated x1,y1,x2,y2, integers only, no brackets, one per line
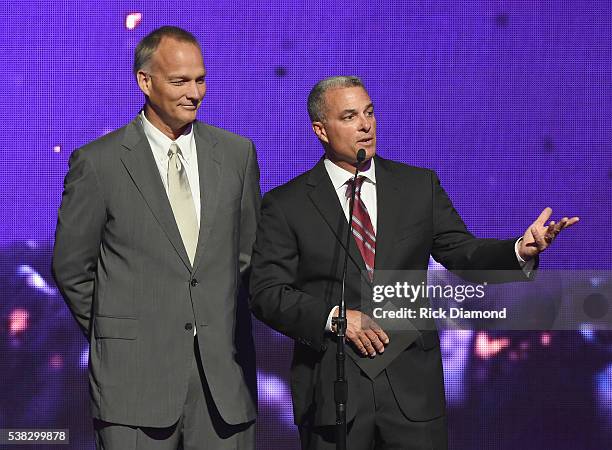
120,117,192,270
306,158,371,286
373,156,419,272
191,122,222,273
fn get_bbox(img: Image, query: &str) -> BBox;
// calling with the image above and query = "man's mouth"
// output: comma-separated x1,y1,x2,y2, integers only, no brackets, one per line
358,137,374,145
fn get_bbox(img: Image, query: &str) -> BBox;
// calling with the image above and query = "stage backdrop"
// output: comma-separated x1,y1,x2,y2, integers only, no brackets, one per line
0,1,610,449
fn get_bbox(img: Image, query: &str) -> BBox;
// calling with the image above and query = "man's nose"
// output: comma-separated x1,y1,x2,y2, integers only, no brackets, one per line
186,81,202,100
358,114,371,132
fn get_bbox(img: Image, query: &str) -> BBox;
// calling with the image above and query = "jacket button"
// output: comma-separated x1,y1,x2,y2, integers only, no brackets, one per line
190,279,198,287
185,323,193,330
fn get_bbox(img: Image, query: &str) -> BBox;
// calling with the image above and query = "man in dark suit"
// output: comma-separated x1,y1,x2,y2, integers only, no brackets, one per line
52,26,260,449
249,76,578,449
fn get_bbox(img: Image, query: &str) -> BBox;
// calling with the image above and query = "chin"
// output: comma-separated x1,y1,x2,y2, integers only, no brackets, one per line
183,112,197,123
174,115,196,128
355,143,376,157
364,147,376,159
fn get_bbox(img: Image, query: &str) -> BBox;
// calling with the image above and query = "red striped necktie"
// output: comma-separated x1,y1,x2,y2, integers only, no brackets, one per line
346,176,376,280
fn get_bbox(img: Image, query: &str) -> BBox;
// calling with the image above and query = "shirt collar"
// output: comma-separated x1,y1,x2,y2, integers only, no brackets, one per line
323,156,377,192
140,111,194,161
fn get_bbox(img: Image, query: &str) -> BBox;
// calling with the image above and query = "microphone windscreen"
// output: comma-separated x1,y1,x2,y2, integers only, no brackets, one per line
357,148,366,163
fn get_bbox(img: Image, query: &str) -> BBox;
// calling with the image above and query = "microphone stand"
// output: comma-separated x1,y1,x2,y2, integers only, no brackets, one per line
333,149,366,450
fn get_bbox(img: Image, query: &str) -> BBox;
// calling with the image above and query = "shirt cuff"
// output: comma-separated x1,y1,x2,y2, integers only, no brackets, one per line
515,238,536,276
326,306,339,332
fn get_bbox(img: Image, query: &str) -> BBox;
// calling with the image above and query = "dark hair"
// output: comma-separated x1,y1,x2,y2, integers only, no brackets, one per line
133,26,201,77
307,76,365,122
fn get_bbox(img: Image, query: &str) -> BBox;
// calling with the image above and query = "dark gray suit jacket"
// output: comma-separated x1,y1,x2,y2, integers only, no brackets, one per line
52,117,260,427
249,156,532,427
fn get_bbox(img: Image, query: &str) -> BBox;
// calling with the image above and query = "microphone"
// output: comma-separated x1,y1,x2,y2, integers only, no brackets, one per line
356,148,366,164
334,147,367,450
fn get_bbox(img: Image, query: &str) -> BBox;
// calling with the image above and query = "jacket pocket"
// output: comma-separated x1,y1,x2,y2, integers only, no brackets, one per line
418,330,440,351
94,316,138,340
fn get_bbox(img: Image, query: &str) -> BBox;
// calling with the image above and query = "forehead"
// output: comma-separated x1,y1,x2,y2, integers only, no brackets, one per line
323,86,372,114
150,37,204,73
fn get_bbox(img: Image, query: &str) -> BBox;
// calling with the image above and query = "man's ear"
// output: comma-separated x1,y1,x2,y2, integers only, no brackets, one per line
312,121,329,144
136,71,151,97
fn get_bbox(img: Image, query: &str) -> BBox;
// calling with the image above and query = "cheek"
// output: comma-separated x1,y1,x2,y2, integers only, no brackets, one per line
326,130,342,146
328,132,348,148
158,88,181,104
339,129,356,146
170,93,184,104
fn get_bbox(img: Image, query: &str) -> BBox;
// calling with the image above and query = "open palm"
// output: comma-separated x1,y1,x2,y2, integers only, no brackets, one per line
518,207,579,260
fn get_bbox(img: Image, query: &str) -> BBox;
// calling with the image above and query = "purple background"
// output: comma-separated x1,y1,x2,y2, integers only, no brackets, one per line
0,1,610,448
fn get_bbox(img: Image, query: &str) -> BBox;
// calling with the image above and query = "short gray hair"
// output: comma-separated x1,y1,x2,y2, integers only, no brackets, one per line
307,76,365,122
133,26,201,77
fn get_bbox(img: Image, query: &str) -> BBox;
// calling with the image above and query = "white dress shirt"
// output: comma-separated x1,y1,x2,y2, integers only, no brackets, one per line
324,158,378,233
141,112,200,335
323,157,534,331
140,111,201,227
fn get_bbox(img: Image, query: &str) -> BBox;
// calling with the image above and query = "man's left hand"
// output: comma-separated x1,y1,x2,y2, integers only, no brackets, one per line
518,207,579,261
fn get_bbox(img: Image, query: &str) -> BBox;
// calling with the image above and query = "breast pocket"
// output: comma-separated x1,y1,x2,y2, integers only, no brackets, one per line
397,220,431,242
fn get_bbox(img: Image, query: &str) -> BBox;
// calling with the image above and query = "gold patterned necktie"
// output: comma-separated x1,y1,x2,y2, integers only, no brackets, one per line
167,142,199,265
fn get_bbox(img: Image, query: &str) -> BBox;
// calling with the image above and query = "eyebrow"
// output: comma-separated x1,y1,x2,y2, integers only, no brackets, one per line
166,72,207,80
339,103,374,115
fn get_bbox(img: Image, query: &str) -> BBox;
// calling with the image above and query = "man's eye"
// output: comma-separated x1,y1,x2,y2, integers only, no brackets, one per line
343,115,354,121
196,79,205,84
171,81,186,86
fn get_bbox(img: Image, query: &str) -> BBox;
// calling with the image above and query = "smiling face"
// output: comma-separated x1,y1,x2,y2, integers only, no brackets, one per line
137,37,206,139
312,86,376,172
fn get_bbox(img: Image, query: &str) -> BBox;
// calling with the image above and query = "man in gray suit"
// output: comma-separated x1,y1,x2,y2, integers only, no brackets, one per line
52,26,260,449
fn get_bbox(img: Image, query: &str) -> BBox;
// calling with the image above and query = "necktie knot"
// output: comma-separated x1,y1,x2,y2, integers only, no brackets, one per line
169,142,183,156
168,143,183,171
345,176,366,198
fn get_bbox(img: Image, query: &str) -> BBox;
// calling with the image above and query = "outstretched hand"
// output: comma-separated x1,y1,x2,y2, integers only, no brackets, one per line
518,207,579,261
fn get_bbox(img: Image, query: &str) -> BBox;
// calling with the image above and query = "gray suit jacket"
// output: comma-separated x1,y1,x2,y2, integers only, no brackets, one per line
52,117,260,427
